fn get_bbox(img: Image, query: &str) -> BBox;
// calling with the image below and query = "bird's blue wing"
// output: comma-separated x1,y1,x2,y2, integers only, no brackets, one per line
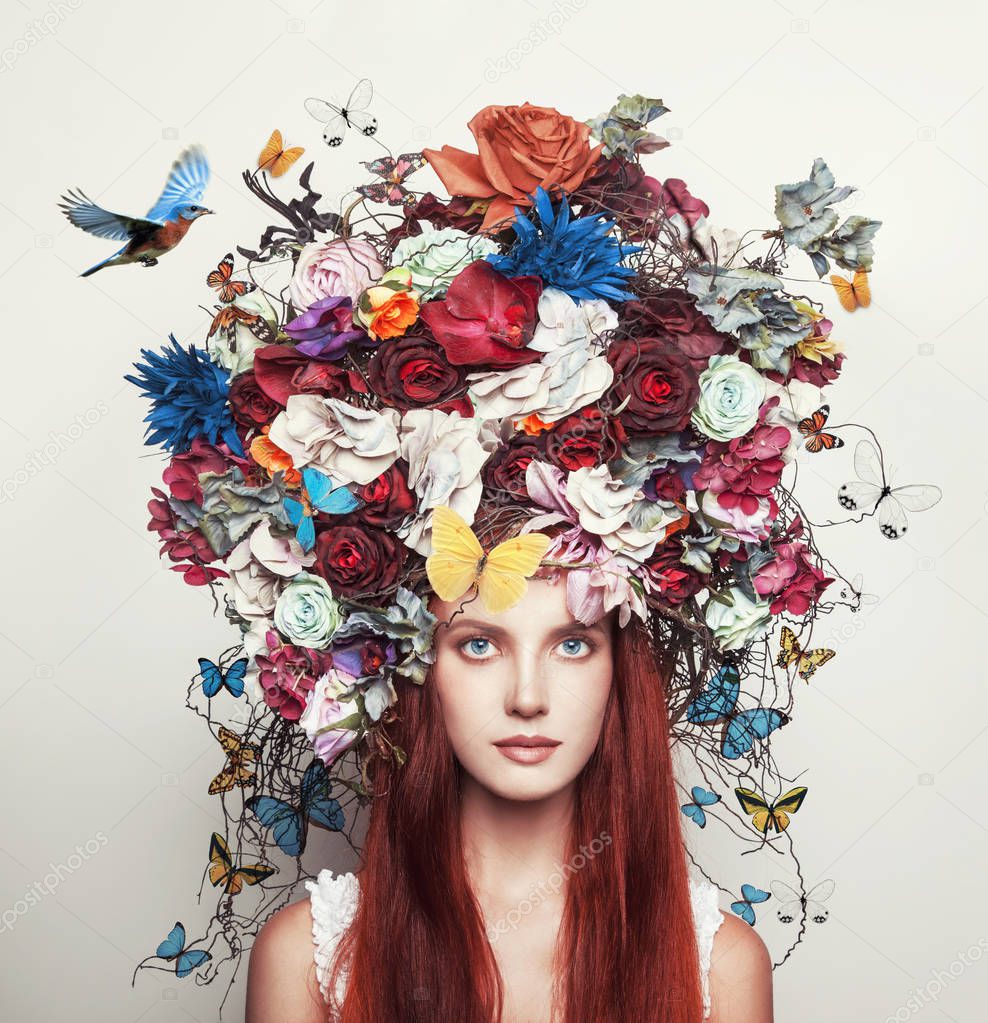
146,146,210,222
58,189,157,240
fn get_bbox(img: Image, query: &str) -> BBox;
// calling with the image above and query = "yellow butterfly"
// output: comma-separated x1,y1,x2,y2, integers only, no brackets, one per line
208,726,258,795
207,832,275,895
735,786,808,834
425,505,551,615
829,269,871,312
257,129,305,177
776,625,835,682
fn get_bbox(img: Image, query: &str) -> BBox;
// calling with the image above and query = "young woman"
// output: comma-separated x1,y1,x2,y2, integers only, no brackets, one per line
245,571,773,1022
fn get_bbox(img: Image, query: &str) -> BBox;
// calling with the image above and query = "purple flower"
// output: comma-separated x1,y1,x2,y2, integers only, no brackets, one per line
284,295,369,360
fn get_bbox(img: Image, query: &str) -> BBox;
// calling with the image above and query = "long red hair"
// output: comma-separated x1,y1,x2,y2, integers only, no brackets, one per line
328,616,703,1022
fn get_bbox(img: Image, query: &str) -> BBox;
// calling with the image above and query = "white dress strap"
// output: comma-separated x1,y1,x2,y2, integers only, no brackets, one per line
306,868,725,1018
689,875,726,1020
304,869,360,1009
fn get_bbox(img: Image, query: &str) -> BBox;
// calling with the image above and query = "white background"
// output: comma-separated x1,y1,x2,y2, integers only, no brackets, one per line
0,0,984,1020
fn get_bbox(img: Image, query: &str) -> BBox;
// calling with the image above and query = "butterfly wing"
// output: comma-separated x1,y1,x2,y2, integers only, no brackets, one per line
797,648,836,680
175,948,211,978
829,274,857,312
393,153,426,179
346,78,374,112
304,467,361,515
478,533,552,614
258,130,284,172
355,182,393,204
741,883,770,905
722,708,788,760
889,483,942,512
686,663,741,724
774,786,809,816
693,786,720,807
246,795,304,857
681,803,708,827
852,269,871,307
731,900,757,926
156,922,188,960
198,657,223,698
305,97,347,145
425,505,484,603
207,832,234,888
734,787,770,816
879,482,943,540
222,657,247,698
775,625,801,669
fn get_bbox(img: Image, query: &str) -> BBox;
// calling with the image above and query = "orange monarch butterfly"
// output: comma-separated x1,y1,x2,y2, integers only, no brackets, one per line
797,404,844,453
829,268,871,312
257,129,305,177
206,253,255,304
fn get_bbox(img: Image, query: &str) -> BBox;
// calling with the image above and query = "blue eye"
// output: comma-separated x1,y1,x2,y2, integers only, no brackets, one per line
463,637,492,658
559,637,589,657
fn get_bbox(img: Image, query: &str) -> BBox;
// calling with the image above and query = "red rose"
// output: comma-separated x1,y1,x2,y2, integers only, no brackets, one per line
570,156,665,240
644,544,704,605
367,335,472,415
252,345,368,407
346,462,416,528
385,192,486,247
228,370,281,429
622,290,734,372
419,260,542,368
482,436,545,498
313,524,405,598
606,336,700,435
544,408,626,471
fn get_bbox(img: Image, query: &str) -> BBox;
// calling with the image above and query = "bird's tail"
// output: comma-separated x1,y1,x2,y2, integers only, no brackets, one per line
80,259,108,277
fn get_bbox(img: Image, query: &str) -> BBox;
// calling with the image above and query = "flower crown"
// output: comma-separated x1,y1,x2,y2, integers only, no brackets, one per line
128,91,939,990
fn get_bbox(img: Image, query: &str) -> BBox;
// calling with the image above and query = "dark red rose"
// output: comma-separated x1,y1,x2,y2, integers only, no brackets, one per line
606,336,700,435
228,370,281,429
419,260,543,368
345,461,415,528
252,345,368,407
660,178,709,228
254,631,334,722
570,156,665,240
482,435,544,498
367,335,472,415
544,407,626,471
313,524,405,598
642,465,687,503
644,543,704,605
622,290,734,372
162,437,245,505
385,192,487,246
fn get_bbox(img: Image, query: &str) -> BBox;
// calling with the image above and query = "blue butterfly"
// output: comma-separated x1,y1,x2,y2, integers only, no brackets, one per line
246,760,344,857
686,664,788,760
731,883,771,926
155,921,211,978
284,467,362,552
680,786,721,828
198,656,247,698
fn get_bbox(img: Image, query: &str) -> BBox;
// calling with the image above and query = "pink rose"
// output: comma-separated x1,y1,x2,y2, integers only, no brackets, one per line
290,237,385,312
299,668,363,766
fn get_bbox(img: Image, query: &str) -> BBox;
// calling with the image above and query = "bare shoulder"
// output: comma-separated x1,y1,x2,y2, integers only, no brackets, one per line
245,897,324,1023
707,911,774,1022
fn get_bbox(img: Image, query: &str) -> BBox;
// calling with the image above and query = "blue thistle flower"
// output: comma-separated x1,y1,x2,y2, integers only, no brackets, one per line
486,185,641,303
125,334,243,456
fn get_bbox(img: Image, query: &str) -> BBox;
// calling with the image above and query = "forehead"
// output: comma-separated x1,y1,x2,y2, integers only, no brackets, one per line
429,576,609,637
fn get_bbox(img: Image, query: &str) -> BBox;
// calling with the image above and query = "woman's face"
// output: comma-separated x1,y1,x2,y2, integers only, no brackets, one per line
430,576,614,803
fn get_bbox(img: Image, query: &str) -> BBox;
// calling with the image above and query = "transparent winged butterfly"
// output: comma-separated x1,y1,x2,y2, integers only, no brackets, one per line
770,878,835,924
838,438,941,539
305,78,377,147
842,572,879,608
356,152,427,206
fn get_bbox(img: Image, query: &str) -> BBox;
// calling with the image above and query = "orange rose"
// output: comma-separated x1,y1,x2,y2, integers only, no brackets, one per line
355,267,421,341
423,103,604,233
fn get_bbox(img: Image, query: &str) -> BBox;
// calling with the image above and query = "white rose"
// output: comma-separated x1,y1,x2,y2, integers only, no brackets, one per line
704,589,772,651
267,396,401,485
273,572,343,650
565,464,662,562
396,408,495,554
692,354,767,441
391,226,499,299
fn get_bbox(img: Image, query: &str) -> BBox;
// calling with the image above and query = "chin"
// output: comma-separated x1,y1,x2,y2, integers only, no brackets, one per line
468,753,581,803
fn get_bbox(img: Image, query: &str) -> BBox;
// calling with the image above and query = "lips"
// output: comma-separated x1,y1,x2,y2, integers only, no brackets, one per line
493,734,561,748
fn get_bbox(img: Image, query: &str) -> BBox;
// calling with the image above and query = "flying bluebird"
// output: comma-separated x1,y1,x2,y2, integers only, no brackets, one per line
59,146,213,277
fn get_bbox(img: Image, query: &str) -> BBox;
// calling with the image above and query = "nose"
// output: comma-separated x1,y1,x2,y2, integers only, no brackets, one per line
505,645,551,718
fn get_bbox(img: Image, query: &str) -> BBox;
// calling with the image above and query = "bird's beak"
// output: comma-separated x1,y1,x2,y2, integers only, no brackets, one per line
203,208,215,216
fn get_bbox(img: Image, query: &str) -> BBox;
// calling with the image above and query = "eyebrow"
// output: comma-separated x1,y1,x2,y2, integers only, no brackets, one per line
441,617,604,638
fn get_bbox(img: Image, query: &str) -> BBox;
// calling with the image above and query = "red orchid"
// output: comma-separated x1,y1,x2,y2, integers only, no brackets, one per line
419,260,542,367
